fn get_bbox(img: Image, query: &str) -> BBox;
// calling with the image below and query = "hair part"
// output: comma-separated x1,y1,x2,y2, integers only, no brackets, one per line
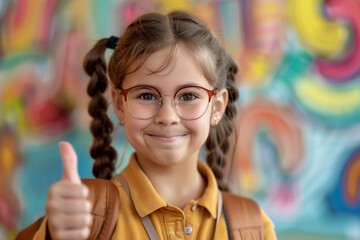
83,10,239,191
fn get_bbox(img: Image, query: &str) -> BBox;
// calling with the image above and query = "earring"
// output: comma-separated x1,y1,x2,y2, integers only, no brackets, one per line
213,116,220,121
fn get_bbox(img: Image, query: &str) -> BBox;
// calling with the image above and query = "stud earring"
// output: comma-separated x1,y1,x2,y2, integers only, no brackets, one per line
213,116,220,125
213,116,220,121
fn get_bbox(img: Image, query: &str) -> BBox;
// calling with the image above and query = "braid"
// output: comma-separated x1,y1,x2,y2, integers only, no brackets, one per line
83,38,117,179
206,55,239,191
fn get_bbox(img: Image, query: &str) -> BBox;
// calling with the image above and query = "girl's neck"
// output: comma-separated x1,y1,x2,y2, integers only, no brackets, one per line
136,154,206,210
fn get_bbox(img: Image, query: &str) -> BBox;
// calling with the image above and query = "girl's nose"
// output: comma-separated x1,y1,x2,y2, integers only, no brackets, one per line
154,97,180,126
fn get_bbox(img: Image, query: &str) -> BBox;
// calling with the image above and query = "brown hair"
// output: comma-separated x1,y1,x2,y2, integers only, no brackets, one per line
83,10,238,191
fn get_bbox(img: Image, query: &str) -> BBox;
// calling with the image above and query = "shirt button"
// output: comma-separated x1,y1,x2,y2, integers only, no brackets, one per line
191,205,197,211
185,226,193,235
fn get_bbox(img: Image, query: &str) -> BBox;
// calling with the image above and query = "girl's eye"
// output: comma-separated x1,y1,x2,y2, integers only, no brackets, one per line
139,93,157,101
179,93,197,101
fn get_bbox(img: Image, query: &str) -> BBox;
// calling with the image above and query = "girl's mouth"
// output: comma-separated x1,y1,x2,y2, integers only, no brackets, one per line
147,134,186,143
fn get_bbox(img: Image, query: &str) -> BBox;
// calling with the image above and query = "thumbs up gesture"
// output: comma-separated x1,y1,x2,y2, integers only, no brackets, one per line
46,142,92,239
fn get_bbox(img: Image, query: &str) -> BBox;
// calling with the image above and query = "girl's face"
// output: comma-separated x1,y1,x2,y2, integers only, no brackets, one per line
113,45,228,168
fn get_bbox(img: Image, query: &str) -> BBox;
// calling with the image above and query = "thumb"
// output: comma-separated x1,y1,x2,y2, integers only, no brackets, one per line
59,141,81,184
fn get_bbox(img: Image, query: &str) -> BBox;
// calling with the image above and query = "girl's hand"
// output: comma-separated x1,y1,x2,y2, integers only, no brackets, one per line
45,142,92,240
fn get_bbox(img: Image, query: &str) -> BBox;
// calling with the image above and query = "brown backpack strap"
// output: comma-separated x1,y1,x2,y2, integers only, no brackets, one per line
16,179,120,240
16,217,45,239
82,179,120,240
221,191,264,240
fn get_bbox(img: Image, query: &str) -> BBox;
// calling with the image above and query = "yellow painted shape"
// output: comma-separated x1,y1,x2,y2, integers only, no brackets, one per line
288,0,346,57
254,1,284,18
69,0,91,24
246,55,271,84
6,0,48,53
0,138,16,183
295,77,360,114
158,0,191,12
238,170,261,193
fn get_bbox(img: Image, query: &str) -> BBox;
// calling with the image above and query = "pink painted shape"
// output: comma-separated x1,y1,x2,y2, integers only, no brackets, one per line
0,196,18,229
13,0,28,26
316,0,360,82
123,2,137,26
38,0,59,46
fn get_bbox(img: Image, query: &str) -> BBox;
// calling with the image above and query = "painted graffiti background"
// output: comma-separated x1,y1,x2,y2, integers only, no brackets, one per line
1,0,359,239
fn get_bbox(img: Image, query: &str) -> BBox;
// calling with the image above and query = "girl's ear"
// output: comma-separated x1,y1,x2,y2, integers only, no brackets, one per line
211,88,229,127
112,88,125,125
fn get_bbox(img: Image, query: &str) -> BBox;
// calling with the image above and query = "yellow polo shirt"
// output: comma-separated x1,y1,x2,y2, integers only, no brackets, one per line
34,154,276,239
111,154,276,239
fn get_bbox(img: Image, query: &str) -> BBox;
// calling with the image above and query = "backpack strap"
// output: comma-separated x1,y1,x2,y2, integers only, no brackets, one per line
15,217,45,239
115,174,160,240
83,179,120,240
221,191,264,240
16,179,120,240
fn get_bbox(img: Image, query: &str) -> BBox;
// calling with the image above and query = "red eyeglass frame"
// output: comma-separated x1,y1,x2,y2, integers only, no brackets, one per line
118,85,216,102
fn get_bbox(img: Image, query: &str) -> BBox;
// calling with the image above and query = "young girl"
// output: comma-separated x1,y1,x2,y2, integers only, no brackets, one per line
31,10,276,239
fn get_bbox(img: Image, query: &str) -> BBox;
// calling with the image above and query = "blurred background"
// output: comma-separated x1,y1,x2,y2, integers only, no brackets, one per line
1,0,360,239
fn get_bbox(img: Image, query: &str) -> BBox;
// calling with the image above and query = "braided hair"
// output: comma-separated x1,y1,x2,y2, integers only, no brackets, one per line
205,55,238,191
83,39,117,179
83,11,239,191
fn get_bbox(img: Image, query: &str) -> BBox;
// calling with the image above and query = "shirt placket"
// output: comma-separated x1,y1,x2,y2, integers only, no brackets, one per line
164,206,186,240
183,200,201,240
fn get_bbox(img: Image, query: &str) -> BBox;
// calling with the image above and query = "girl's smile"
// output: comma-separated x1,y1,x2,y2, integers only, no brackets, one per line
146,133,187,143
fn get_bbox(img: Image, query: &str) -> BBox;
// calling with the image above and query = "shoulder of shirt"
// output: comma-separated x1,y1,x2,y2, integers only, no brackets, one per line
259,208,277,240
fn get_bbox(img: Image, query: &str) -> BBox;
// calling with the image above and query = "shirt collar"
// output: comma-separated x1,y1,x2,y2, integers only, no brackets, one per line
121,153,167,217
120,153,219,219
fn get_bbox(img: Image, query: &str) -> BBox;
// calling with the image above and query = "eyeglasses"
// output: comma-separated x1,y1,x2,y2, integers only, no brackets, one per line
119,85,216,120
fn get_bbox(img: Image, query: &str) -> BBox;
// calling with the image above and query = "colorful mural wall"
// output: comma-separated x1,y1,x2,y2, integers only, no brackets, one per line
1,0,359,239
